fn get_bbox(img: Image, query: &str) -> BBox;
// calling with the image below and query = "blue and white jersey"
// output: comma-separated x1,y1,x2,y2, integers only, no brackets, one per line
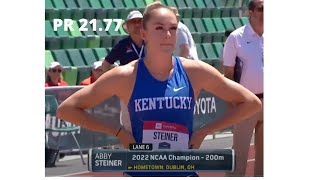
126,56,198,177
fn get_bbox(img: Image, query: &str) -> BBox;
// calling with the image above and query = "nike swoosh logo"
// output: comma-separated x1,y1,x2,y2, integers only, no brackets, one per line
247,41,251,44
173,86,185,92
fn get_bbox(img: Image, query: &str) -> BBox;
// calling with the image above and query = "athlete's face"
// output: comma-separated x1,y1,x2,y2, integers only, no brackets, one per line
141,8,178,54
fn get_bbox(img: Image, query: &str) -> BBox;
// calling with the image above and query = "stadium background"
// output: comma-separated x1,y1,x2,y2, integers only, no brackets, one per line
45,0,249,84
45,0,252,177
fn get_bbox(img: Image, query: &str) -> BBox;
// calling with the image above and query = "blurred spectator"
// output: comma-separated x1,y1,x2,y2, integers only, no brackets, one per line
45,62,68,87
170,7,199,60
80,60,105,85
223,0,264,177
102,10,144,71
101,10,144,133
220,29,234,64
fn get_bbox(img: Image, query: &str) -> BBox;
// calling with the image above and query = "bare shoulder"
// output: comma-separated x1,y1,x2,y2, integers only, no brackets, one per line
179,57,201,69
121,59,139,74
89,60,139,99
58,60,140,109
179,57,221,76
99,60,139,81
97,60,138,87
179,57,224,94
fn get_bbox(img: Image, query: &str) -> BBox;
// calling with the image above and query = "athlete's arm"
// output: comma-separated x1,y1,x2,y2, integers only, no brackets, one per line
182,59,262,148
57,66,136,147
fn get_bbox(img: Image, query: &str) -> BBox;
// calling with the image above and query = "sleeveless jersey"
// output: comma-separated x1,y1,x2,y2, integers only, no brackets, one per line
126,56,198,177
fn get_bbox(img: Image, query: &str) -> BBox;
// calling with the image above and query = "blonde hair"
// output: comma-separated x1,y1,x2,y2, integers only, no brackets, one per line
142,1,178,29
169,6,180,21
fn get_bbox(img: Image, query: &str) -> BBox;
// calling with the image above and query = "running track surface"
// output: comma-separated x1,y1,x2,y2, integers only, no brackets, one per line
67,145,255,177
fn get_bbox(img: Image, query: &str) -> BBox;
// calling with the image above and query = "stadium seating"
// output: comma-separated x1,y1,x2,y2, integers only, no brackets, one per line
45,0,251,77
94,47,108,59
75,36,87,48
80,48,100,65
77,66,92,84
222,17,236,30
62,66,78,85
88,0,103,8
196,43,206,60
202,43,218,59
52,49,72,66
45,50,55,68
46,37,60,50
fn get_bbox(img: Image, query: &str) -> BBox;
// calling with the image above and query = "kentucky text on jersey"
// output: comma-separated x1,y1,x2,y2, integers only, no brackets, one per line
134,96,193,112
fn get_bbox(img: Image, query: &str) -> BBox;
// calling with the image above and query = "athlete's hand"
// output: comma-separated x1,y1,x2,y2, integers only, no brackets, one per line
189,129,208,149
117,127,136,149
